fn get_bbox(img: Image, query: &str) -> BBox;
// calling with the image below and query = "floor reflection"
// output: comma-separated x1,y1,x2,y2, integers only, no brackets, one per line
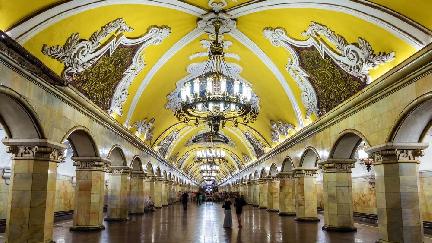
1,203,431,243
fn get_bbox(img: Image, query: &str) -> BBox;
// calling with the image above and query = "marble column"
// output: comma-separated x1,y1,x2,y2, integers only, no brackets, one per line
153,177,163,208
368,143,427,243
267,178,280,212
258,179,268,209
294,168,319,222
144,176,154,202
247,182,253,204
105,166,131,221
278,172,296,216
253,180,259,207
161,180,169,206
129,171,145,214
70,157,109,231
3,139,65,243
319,159,356,232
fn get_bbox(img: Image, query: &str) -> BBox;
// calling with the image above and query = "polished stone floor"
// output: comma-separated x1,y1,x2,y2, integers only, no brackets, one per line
1,203,432,243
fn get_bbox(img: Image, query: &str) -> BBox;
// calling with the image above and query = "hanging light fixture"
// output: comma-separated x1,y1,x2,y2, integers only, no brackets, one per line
167,17,259,134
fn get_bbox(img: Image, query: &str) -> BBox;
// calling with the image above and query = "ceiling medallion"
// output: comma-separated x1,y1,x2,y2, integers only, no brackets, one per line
167,16,259,134
264,22,395,117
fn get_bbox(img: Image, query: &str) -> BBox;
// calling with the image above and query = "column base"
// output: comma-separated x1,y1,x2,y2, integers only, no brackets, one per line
70,225,105,231
295,217,320,222
267,209,279,212
322,225,357,232
279,212,296,216
259,207,267,209
104,217,128,222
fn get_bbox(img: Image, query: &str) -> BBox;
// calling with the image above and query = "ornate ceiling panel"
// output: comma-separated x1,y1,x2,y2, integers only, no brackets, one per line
1,0,431,182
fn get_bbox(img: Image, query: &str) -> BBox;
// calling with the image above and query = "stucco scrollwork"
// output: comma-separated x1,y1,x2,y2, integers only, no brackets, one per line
42,18,171,115
156,129,180,158
134,118,155,142
264,22,395,117
271,120,295,142
244,131,266,158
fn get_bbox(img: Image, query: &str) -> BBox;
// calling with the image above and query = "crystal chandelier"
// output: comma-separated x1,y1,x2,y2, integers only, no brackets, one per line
167,18,259,133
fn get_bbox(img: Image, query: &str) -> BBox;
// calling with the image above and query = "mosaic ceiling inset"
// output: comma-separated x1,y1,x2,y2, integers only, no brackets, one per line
2,0,431,182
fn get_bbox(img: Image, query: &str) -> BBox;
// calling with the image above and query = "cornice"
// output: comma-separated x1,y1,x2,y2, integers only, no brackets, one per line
0,32,196,184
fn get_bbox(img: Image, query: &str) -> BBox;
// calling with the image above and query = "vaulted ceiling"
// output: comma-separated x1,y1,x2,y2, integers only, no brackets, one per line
1,0,431,183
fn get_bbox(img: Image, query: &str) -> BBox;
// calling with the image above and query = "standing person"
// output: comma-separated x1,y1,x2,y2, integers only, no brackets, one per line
181,192,189,210
222,198,232,228
234,195,247,228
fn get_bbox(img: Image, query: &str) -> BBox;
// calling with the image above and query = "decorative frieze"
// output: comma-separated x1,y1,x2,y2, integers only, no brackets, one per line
293,168,317,177
366,143,427,164
3,139,66,162
277,172,295,179
72,157,110,171
108,166,131,175
319,159,356,173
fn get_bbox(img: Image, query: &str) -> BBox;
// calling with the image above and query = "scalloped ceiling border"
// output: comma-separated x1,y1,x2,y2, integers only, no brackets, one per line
7,0,206,44
227,0,431,49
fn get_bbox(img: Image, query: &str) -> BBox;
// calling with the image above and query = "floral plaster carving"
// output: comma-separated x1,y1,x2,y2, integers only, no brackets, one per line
264,22,395,116
134,118,155,142
244,131,266,158
271,120,295,142
155,129,180,158
42,18,171,114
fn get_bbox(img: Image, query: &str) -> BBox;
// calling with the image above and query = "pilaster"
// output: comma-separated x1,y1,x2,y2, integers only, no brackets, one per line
105,166,131,221
258,178,269,209
153,177,163,208
3,139,65,243
294,168,320,222
319,159,356,232
367,143,427,243
129,171,145,214
278,172,296,216
267,178,280,212
70,157,110,231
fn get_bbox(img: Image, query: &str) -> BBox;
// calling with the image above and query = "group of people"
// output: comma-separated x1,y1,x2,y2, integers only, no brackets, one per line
222,195,247,228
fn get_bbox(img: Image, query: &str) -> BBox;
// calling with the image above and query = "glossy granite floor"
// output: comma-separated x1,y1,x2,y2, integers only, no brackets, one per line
1,203,432,243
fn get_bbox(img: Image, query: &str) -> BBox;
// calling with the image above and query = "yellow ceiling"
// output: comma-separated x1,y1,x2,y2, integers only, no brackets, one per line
1,0,431,182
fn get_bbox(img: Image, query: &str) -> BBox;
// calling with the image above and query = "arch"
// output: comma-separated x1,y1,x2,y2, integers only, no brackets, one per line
281,156,294,172
63,126,99,157
248,173,253,181
389,92,432,143
0,86,44,139
131,156,143,171
269,163,278,177
253,170,259,179
330,129,369,159
108,146,127,166
299,147,320,168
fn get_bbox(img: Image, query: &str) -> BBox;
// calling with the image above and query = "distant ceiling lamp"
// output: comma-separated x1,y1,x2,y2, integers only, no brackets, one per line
167,16,259,134
357,143,374,172
197,148,226,159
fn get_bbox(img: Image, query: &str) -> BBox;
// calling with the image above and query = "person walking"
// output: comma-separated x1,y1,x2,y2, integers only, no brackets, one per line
222,198,232,228
234,195,247,228
181,192,189,210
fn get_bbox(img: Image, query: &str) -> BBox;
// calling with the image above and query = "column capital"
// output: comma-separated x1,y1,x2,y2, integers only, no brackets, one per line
108,166,131,175
72,157,110,171
366,142,427,164
293,168,318,177
318,159,356,173
130,170,146,178
277,171,295,179
3,138,66,162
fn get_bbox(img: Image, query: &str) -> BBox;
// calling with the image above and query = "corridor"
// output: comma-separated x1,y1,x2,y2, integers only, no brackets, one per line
1,203,429,243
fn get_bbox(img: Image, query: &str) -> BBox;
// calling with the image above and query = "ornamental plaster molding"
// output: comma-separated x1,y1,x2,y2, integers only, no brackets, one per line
7,0,205,44
155,129,180,158
271,120,295,143
264,22,395,116
3,139,66,162
189,40,240,61
134,117,155,142
42,18,171,115
244,131,266,158
229,29,304,127
198,11,237,36
228,0,431,49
